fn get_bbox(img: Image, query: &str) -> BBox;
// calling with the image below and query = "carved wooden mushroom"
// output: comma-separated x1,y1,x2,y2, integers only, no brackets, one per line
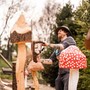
10,11,31,90
28,41,45,90
59,45,87,90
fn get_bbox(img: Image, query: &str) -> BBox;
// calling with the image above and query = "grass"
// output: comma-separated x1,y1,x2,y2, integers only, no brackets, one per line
0,58,12,79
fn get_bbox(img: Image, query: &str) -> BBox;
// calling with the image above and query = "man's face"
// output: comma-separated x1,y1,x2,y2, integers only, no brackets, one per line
57,29,67,39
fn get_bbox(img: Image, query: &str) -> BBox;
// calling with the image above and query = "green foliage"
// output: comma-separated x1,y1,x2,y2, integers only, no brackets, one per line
56,4,73,26
0,58,10,68
74,1,90,89
75,0,90,27
56,4,73,20
41,47,58,87
42,61,58,87
55,3,81,37
42,1,90,89
42,3,80,87
0,59,12,79
78,58,90,90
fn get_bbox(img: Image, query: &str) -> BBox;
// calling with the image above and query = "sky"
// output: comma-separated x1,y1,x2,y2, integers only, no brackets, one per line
0,0,82,31
56,0,82,10
0,0,82,46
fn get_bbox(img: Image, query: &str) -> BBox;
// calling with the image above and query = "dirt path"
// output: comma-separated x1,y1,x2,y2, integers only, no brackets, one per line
0,79,55,90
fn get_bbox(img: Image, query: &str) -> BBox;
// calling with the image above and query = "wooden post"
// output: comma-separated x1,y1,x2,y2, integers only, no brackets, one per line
31,41,39,90
12,61,17,90
16,44,26,90
31,41,45,90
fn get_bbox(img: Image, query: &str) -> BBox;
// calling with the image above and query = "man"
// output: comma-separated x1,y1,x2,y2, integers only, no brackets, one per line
41,25,76,90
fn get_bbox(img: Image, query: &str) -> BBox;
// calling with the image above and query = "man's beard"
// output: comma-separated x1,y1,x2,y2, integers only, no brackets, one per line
58,36,62,40
58,37,61,42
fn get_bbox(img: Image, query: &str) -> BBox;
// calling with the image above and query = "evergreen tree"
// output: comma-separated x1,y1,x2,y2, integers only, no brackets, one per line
74,0,90,89
42,1,90,89
42,2,80,87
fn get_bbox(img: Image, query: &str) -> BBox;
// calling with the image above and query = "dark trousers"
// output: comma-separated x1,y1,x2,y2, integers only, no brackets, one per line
55,73,69,90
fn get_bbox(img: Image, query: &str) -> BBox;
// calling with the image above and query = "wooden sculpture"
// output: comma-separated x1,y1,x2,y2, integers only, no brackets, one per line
10,11,44,90
10,11,32,90
27,41,45,90
85,29,90,50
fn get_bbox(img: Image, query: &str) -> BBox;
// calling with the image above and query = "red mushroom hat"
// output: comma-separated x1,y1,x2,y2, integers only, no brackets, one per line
59,45,87,69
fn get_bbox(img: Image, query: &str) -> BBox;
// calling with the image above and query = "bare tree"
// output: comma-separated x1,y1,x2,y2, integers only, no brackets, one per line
33,0,61,42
